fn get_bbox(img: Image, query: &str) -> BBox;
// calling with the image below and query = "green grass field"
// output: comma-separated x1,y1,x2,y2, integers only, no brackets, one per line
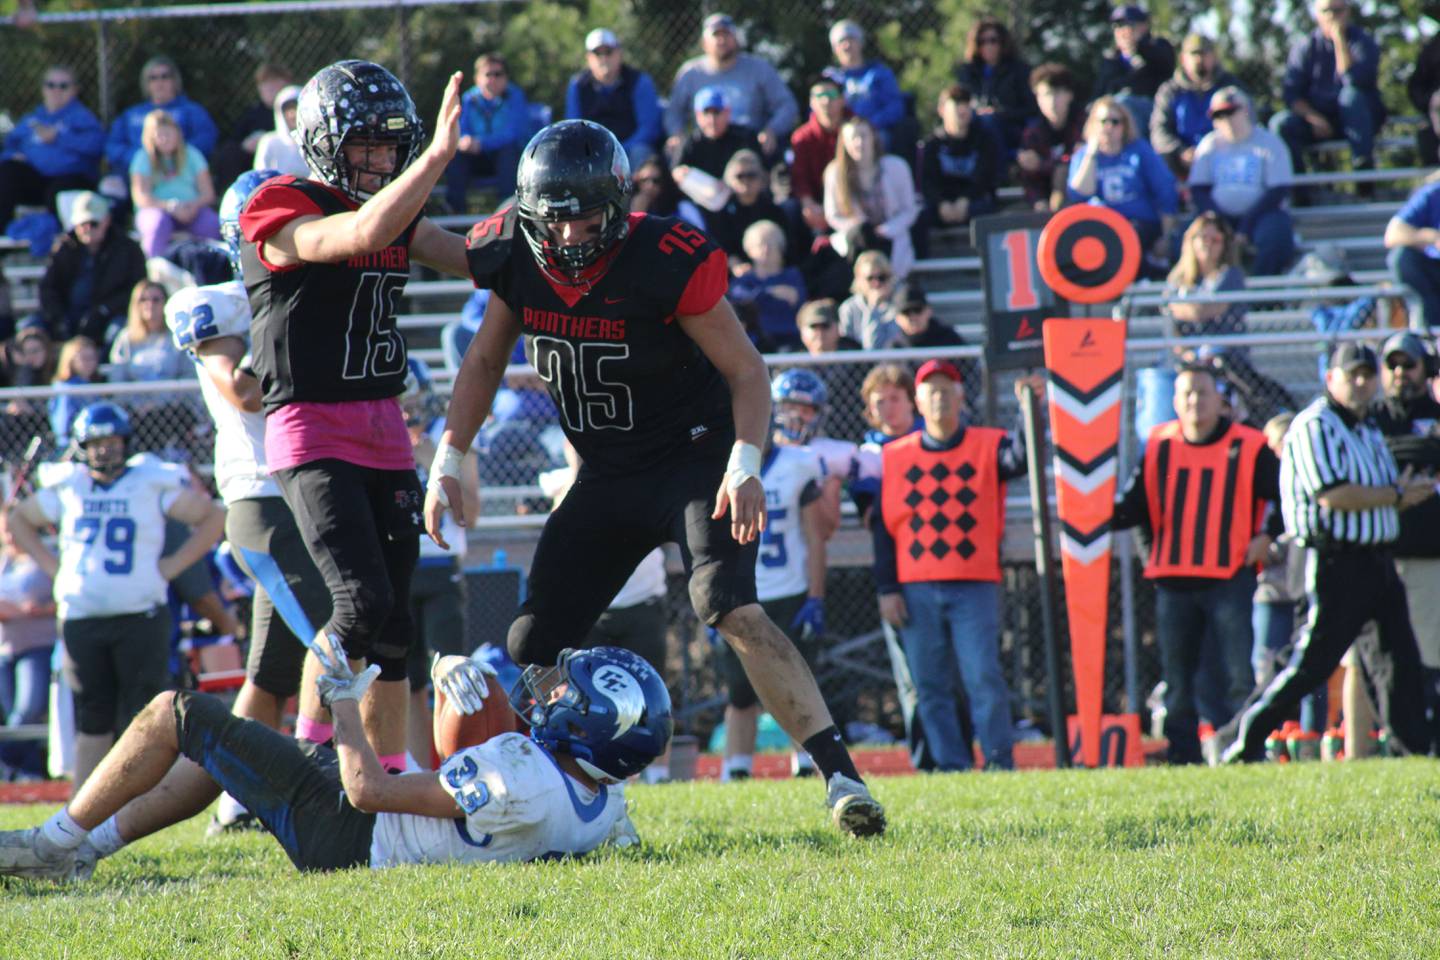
2,757,1438,959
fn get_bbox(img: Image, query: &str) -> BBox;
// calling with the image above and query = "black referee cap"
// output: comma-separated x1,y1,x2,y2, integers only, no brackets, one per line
1329,342,1378,373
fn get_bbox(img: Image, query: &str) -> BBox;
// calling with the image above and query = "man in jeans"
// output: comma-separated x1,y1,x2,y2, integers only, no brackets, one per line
871,361,1038,771
1112,364,1281,764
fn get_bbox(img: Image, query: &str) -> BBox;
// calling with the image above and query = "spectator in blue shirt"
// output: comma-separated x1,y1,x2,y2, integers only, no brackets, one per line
954,17,1036,153
0,65,103,232
1094,5,1176,139
823,20,905,150
1067,96,1179,263
1384,175,1440,332
104,57,218,182
446,53,530,212
565,29,663,168
728,219,806,351
1270,0,1385,174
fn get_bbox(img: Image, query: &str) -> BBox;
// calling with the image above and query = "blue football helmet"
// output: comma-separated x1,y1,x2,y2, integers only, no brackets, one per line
71,402,132,480
508,646,673,782
771,368,828,444
220,168,282,276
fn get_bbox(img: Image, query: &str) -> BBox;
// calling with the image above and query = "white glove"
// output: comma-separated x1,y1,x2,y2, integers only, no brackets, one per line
314,634,380,709
433,653,499,715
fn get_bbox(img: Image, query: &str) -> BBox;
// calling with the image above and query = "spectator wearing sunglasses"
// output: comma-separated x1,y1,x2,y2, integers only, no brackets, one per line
837,250,900,349
447,53,530,211
0,65,102,233
790,77,850,236
953,17,1036,153
1189,87,1296,277
104,57,217,181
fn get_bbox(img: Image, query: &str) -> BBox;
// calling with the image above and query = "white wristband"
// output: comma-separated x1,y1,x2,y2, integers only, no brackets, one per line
724,441,763,492
427,443,466,507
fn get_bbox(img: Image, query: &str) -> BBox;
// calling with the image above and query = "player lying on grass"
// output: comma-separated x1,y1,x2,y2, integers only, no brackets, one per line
0,642,670,881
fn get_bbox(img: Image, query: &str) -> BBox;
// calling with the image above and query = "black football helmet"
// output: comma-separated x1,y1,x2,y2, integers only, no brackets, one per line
515,120,631,285
295,60,423,200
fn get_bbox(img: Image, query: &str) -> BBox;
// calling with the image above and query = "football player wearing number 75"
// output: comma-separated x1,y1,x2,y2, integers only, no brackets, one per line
6,402,225,789
432,119,885,837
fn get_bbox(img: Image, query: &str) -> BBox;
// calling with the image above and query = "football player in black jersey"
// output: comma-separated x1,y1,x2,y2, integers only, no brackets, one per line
237,61,472,771
426,120,885,837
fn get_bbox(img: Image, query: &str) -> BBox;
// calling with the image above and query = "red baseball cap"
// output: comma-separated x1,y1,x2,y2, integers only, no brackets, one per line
915,359,963,385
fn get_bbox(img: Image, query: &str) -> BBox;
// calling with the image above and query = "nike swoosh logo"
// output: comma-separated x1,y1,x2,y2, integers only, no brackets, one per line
604,296,624,304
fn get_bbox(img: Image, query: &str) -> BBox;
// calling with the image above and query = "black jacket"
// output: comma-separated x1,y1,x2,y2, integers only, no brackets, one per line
39,228,147,343
1096,35,1177,100
1373,393,1440,558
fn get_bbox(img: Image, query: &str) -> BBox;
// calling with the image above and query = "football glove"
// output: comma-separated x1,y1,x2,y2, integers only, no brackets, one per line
432,653,499,715
314,634,380,709
791,597,825,639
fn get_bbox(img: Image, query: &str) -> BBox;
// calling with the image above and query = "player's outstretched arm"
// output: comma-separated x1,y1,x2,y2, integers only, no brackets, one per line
409,217,470,279
677,297,771,544
265,72,464,266
5,497,59,580
424,293,522,547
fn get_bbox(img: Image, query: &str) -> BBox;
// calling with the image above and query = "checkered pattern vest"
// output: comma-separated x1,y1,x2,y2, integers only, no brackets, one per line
881,427,1006,584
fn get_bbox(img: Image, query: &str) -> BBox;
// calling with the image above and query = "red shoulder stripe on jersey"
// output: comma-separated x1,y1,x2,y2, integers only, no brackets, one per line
674,247,729,320
239,177,345,274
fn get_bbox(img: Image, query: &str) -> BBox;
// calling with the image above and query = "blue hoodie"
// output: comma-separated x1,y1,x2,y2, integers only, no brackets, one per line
105,95,218,174
4,99,104,179
458,84,531,153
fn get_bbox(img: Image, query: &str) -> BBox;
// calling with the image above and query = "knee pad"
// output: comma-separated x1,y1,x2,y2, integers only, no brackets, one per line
328,582,395,658
369,649,409,683
507,613,560,667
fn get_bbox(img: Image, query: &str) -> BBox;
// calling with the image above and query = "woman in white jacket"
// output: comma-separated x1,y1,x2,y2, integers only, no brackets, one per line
822,116,919,278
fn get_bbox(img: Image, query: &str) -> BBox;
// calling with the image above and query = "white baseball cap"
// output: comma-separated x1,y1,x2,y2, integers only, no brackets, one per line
586,28,620,52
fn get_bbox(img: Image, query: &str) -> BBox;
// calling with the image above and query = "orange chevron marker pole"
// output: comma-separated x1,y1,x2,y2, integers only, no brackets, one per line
1036,205,1139,768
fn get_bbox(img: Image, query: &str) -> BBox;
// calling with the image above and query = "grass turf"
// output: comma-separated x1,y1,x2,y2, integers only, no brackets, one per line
2,757,1438,959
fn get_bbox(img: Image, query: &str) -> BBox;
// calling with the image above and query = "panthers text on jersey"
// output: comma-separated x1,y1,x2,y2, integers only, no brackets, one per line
471,211,732,476
34,456,186,620
368,733,626,866
756,445,824,602
239,176,420,411
165,280,280,505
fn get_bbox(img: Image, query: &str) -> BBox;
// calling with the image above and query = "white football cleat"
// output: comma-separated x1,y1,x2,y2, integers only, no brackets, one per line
0,827,77,881
826,773,887,838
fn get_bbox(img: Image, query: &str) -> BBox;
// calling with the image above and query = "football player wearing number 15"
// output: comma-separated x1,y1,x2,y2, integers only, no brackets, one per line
236,61,476,771
5,403,226,789
430,119,885,837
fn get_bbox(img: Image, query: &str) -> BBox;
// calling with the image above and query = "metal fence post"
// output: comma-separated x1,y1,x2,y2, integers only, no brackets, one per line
95,19,112,125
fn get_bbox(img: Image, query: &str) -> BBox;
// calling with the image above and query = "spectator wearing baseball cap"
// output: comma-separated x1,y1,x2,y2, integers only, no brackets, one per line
796,298,860,355
673,84,763,192
822,19,906,150
1095,4,1176,139
871,359,1043,772
36,189,145,345
1372,329,1440,749
663,12,799,164
891,281,964,350
1384,174,1440,332
564,28,663,167
1150,33,1241,179
1221,337,1435,763
1188,85,1296,276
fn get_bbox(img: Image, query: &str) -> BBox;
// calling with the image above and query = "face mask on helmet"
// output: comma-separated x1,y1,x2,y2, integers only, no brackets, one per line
771,371,828,444
81,436,128,480
507,646,672,782
774,402,824,445
515,120,632,287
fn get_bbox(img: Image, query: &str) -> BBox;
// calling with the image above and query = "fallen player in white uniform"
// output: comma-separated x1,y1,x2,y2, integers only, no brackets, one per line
0,643,670,880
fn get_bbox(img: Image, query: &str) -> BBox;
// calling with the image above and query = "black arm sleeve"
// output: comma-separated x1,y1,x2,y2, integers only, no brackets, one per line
1110,455,1152,540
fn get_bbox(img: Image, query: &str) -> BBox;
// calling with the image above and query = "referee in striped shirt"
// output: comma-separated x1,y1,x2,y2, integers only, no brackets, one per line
1223,343,1436,762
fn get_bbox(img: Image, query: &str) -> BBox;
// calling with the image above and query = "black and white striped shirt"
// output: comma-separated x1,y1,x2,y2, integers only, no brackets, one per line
1281,395,1400,547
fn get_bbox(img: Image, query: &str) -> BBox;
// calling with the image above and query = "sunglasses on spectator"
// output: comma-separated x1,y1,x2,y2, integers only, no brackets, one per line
805,320,835,329
732,171,763,181
1210,107,1239,119
483,70,506,77
811,88,842,100
146,71,174,81
864,272,891,283
1387,357,1418,371
44,80,73,89
590,47,617,56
